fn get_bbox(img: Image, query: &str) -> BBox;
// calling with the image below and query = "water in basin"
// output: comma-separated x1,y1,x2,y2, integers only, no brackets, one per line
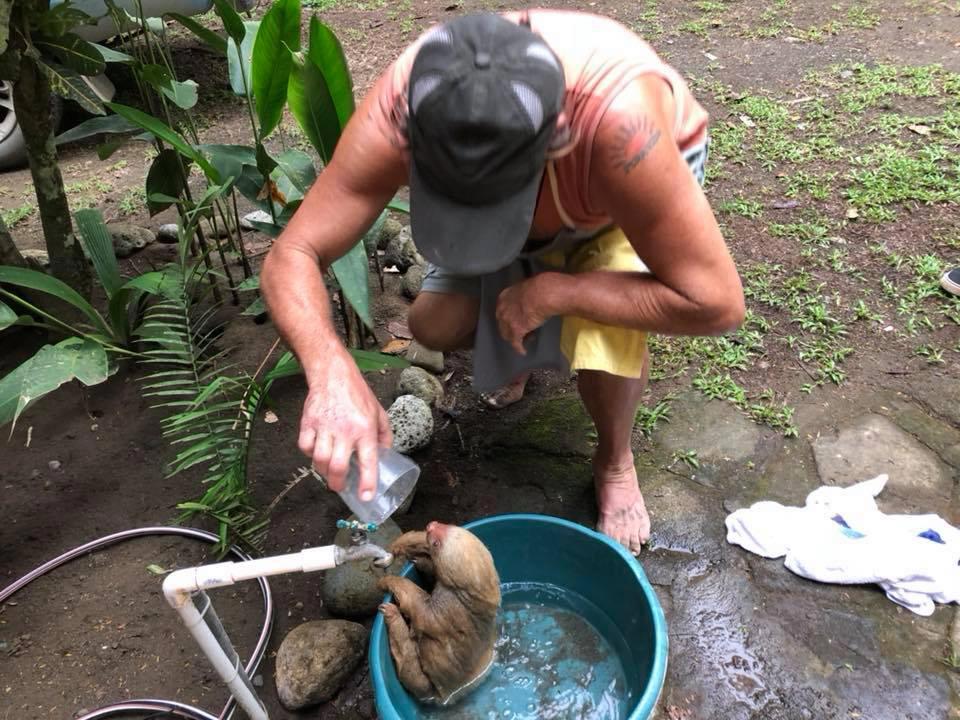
421,581,635,720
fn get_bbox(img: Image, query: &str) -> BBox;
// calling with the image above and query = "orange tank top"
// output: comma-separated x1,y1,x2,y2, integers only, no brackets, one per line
371,8,710,231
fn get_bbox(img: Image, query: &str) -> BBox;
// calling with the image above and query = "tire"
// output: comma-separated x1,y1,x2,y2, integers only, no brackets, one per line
0,80,64,172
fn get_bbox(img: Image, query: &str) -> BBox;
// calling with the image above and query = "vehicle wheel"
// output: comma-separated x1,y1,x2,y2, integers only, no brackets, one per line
0,80,64,172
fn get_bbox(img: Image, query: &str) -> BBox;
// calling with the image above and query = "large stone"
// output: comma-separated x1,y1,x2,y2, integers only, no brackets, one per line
108,223,155,258
405,340,444,374
156,223,179,244
377,216,403,251
654,391,761,463
397,366,444,407
387,395,433,453
384,227,423,272
241,209,273,230
274,620,368,710
812,413,952,514
21,248,49,269
401,264,424,299
322,518,403,618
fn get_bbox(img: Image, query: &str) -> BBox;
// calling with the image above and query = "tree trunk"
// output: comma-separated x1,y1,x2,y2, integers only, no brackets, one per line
10,24,90,297
0,213,26,267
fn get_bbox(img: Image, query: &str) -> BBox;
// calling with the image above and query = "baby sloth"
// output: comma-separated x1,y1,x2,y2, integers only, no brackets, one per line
378,521,501,706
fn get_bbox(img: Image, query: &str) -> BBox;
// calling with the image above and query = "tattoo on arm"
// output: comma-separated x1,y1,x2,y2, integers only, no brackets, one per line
609,116,662,174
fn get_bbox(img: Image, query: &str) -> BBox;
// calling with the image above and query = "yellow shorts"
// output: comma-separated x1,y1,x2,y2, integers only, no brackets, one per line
540,226,649,380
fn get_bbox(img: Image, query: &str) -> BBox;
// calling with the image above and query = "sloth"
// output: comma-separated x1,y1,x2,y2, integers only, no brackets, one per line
378,522,501,705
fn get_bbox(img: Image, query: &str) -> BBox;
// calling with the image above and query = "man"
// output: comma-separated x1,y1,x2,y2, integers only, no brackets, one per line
261,10,745,555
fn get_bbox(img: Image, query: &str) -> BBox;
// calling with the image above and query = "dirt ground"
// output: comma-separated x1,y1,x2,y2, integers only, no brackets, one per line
1,0,959,719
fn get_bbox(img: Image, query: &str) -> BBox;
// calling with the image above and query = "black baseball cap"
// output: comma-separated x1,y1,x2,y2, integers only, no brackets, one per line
407,13,565,275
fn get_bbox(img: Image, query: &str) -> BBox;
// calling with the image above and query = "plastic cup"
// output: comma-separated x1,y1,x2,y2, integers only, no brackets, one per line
336,447,420,526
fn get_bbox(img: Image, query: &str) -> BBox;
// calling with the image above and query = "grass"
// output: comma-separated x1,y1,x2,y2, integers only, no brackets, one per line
672,449,700,470
718,195,763,219
635,397,672,438
1,203,36,228
118,187,147,216
632,0,664,38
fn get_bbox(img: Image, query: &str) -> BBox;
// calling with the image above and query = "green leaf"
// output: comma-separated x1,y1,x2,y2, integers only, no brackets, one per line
349,349,409,371
0,338,110,431
35,33,105,76
74,208,122,299
107,102,218,181
330,240,371,327
37,59,105,115
213,0,247,46
32,4,91,38
55,113,140,145
252,0,300,138
0,266,110,336
141,64,198,110
124,269,183,300
0,1,10,56
167,13,228,55
241,296,266,316
146,148,191,216
90,42,134,64
227,20,259,97
255,141,278,179
306,17,354,132
286,46,339,163
387,197,410,214
235,275,260,291
263,351,300,382
199,143,257,183
0,300,16,331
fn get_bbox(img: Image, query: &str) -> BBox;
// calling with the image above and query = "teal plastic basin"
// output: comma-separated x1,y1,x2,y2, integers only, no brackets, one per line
369,513,668,719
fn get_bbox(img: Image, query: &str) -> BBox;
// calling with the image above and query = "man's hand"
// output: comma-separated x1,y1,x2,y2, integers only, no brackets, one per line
298,353,393,498
495,275,551,355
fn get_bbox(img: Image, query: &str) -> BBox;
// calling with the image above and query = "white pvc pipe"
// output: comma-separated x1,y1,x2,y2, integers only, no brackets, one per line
162,544,358,720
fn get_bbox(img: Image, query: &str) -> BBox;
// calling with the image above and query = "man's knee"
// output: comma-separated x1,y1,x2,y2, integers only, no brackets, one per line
407,292,479,352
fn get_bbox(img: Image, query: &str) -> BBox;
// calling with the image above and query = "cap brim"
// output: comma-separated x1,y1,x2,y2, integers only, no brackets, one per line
409,161,541,276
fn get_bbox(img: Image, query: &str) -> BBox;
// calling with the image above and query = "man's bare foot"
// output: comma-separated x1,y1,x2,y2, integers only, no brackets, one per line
480,372,531,410
594,458,651,556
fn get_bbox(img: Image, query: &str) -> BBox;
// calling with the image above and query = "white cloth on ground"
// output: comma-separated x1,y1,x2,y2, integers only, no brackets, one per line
725,475,960,616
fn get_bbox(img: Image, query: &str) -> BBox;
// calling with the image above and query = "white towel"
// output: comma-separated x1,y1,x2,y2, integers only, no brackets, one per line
725,475,960,616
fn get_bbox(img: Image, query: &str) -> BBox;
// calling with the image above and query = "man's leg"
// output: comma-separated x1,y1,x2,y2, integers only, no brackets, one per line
408,291,479,352
576,350,651,556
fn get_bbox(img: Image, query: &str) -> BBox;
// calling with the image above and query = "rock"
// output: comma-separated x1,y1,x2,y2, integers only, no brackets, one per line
384,227,423,273
387,395,434,453
322,518,403,617
21,249,49,269
378,217,403,250
108,223,155,258
405,340,444,374
156,223,179,243
241,210,273,230
812,413,952,514
275,620,368,710
48,460,61,471
397,366,444,407
401,265,424,299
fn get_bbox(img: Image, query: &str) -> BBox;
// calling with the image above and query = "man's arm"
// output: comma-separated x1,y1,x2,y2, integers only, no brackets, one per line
496,77,744,353
260,76,408,496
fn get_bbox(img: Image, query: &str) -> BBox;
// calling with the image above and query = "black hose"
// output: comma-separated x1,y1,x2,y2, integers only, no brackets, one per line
0,526,274,720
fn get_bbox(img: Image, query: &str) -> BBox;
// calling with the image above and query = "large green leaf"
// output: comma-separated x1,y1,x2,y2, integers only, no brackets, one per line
90,42,134,64
227,20,260,97
0,266,110,336
306,17,354,132
146,148,191,216
0,338,111,431
350,349,410,371
227,20,259,97
124,269,183,300
55,113,140,145
330,240,371,328
35,32,105,76
0,300,16,331
37,59,105,115
199,143,256,183
167,13,228,55
107,102,218,181
32,4,90,39
212,0,247,46
141,64,198,110
74,208,122,299
286,46,339,163
252,0,300,138
387,196,409,214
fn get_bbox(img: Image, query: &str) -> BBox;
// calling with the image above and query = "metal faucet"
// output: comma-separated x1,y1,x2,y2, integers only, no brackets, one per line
334,520,393,567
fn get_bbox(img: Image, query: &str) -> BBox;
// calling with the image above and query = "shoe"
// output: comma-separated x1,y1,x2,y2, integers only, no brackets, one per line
941,268,960,297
